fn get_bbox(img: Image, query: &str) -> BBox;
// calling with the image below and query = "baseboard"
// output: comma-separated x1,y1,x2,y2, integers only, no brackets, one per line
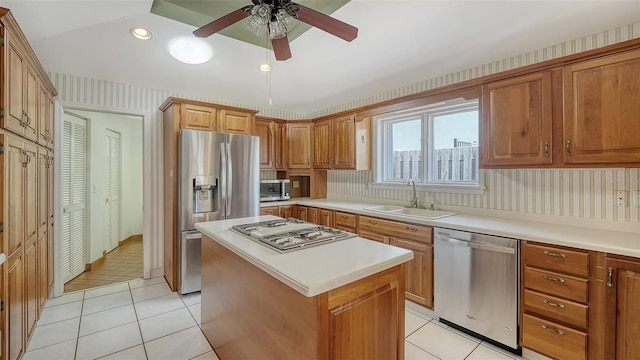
85,250,107,271
150,267,165,279
119,233,143,247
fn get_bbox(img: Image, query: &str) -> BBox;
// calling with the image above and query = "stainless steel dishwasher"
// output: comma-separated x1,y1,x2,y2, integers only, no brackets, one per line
434,227,520,353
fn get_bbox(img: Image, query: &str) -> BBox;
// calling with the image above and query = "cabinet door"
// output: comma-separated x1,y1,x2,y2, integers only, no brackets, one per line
25,142,38,246
274,122,287,170
38,82,49,146
24,64,39,141
25,237,38,340
47,95,55,149
604,257,640,360
4,136,25,256
220,109,252,135
312,119,331,169
332,115,356,169
280,205,295,218
37,231,48,314
287,123,310,169
307,207,318,224
7,253,25,360
6,34,26,136
47,154,54,292
563,49,640,164
358,230,389,244
389,237,433,309
297,206,307,222
181,103,217,131
317,209,334,227
482,71,553,166
254,120,274,169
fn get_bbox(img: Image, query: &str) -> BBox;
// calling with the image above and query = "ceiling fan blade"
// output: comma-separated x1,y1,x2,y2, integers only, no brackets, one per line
193,7,251,38
292,3,358,42
271,36,292,61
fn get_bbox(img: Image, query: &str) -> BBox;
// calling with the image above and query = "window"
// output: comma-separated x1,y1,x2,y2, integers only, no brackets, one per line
375,99,482,192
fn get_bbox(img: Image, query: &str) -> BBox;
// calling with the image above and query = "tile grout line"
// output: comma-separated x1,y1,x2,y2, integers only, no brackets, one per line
129,282,150,360
73,290,87,360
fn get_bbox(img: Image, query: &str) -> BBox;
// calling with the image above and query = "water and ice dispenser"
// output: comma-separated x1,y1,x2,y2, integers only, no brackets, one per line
193,175,218,213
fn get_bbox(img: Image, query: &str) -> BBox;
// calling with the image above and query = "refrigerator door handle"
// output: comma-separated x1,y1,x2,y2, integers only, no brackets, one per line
220,142,227,216
225,142,233,217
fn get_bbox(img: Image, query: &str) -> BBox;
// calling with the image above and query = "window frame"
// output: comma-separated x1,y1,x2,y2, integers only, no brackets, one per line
373,98,485,195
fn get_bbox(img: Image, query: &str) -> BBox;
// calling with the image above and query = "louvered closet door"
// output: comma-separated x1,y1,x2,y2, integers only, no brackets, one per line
61,112,87,283
104,130,121,252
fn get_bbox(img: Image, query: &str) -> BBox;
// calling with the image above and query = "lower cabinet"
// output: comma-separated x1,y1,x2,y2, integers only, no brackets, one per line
7,252,25,360
280,205,295,218
603,255,640,360
317,209,334,227
358,215,434,309
334,211,356,233
259,206,279,216
296,206,307,222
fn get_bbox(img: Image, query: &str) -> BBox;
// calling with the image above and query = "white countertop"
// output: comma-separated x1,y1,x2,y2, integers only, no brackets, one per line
265,198,640,258
195,215,414,297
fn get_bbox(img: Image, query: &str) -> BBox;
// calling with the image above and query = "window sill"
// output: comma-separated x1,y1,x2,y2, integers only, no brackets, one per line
371,182,486,195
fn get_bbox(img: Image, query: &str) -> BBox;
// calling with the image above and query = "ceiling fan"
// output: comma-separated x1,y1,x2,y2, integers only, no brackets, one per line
193,0,358,61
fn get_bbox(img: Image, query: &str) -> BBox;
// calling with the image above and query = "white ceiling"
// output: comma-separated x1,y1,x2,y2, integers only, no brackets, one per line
3,0,640,115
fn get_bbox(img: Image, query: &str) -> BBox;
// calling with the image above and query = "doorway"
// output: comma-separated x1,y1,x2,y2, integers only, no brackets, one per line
60,109,143,293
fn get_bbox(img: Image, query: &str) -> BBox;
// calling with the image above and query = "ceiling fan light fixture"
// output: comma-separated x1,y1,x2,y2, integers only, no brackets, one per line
168,37,213,64
131,27,153,40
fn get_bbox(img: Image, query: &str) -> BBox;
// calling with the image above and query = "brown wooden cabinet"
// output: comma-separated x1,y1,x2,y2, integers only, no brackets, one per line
220,109,254,135
280,205,295,218
254,119,274,169
563,49,640,164
603,256,640,360
334,211,356,233
358,215,433,308
312,115,370,170
37,149,51,313
307,207,318,224
521,241,591,360
287,122,311,169
296,206,308,222
5,27,27,137
6,252,24,360
274,122,287,170
181,103,217,131
317,209,334,227
481,71,553,167
259,206,279,216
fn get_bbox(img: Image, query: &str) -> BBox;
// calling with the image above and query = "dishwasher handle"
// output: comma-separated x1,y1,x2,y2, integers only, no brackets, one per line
435,233,516,254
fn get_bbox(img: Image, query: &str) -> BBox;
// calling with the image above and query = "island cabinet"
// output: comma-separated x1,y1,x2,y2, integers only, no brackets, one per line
312,114,371,170
254,117,287,170
199,224,410,360
602,254,640,360
481,71,553,167
287,122,311,169
358,215,434,309
563,48,640,165
521,241,599,360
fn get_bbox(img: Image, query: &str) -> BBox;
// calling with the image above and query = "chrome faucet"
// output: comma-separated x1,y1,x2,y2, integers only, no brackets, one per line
407,180,418,208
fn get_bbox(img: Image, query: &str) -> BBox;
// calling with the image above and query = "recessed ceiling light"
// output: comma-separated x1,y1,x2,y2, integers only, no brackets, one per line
259,64,272,72
168,37,213,64
131,27,153,40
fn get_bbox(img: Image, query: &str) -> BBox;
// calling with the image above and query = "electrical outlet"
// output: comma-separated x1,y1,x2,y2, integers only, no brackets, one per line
617,190,626,207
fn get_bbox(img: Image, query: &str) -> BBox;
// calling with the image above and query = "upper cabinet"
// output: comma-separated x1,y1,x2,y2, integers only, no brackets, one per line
563,49,640,164
220,109,254,135
312,114,370,170
181,103,217,131
254,117,287,170
287,122,311,169
481,71,553,167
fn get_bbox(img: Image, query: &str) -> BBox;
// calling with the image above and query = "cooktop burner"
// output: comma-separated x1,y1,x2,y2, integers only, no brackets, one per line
231,218,355,253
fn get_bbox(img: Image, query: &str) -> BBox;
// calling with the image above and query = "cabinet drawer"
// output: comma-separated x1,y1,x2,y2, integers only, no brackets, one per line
522,314,586,360
334,224,355,233
524,289,588,329
358,215,432,244
260,206,279,216
525,243,589,277
358,230,389,244
524,267,588,303
334,211,356,228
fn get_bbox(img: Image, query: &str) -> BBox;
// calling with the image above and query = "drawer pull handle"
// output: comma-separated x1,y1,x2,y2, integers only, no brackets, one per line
368,220,378,225
542,299,566,309
340,215,349,219
543,275,566,284
607,267,614,288
543,250,566,258
405,227,418,232
541,324,565,336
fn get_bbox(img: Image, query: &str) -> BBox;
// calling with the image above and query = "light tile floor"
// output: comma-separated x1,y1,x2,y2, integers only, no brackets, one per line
28,277,526,360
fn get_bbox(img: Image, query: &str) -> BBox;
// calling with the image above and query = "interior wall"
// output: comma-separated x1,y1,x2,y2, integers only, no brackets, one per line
72,110,143,263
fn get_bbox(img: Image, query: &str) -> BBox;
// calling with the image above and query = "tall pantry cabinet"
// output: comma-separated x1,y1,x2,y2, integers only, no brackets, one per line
0,8,57,360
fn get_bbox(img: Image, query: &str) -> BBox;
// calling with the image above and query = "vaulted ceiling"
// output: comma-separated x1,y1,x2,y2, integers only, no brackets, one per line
3,0,640,115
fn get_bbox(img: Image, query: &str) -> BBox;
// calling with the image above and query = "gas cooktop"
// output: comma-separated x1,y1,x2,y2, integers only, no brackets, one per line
230,218,355,253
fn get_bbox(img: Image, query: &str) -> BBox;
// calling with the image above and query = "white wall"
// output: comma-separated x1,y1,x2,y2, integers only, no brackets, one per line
72,110,143,263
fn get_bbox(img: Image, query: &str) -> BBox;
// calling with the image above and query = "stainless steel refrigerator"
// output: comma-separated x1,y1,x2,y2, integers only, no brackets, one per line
178,130,260,294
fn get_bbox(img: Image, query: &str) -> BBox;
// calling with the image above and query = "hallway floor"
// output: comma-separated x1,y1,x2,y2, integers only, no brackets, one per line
64,238,143,293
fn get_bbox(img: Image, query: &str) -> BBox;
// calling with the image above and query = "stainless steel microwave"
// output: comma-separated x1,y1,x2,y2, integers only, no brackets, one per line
260,179,290,202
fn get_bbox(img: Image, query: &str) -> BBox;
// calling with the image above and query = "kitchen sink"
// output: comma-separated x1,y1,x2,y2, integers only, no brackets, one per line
364,205,456,220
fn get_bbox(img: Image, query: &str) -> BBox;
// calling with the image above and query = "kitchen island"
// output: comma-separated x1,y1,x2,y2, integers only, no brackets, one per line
195,215,414,360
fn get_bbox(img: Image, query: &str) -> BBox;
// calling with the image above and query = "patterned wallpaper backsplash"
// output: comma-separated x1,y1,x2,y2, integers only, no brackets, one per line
327,168,640,224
